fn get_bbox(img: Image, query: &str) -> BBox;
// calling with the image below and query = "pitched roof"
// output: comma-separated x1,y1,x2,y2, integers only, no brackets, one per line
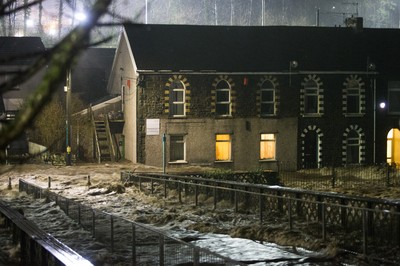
0,37,45,65
124,24,400,73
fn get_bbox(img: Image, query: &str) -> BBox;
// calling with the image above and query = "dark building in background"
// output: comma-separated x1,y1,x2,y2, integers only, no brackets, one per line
0,37,46,157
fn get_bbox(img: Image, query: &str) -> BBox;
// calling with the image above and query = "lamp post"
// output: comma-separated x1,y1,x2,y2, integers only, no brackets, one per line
65,69,72,166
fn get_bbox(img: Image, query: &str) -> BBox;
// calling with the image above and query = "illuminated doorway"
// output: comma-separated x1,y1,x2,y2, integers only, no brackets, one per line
387,128,400,166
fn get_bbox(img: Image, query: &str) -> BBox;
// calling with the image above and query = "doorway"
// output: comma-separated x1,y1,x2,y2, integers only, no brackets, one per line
387,128,400,166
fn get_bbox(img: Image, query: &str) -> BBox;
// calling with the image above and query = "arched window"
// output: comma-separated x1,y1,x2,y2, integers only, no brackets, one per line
215,80,231,116
304,79,319,114
260,80,275,116
346,130,360,164
170,79,185,117
343,75,364,115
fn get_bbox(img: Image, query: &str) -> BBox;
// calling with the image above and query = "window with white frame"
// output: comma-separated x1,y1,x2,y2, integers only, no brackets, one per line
346,130,360,164
170,135,186,162
170,80,185,117
260,133,276,160
304,80,319,114
260,80,275,116
388,81,400,114
215,80,231,116
346,79,361,114
215,134,231,161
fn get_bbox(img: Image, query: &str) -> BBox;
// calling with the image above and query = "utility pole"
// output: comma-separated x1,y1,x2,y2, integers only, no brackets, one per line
65,69,72,166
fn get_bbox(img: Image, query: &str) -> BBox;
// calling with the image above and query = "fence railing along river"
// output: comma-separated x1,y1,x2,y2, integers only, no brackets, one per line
121,171,400,262
18,179,246,266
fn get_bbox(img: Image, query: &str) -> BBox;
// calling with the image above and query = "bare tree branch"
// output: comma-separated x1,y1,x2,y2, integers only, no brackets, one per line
0,0,43,17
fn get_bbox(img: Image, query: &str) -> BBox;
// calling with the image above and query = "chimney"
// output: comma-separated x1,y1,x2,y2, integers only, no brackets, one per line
345,17,363,32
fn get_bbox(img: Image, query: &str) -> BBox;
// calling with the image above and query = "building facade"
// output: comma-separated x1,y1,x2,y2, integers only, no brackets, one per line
107,24,400,171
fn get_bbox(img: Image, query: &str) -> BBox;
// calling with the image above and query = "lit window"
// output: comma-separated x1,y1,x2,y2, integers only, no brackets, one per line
215,134,231,161
346,130,360,164
170,80,185,116
304,80,319,114
215,80,231,116
388,81,400,114
170,135,185,162
346,80,361,114
260,134,276,160
260,80,275,116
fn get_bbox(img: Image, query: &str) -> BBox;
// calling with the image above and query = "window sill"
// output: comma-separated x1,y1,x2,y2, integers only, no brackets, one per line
344,114,364,117
215,160,233,163
215,115,233,119
302,113,322,118
259,159,277,162
168,161,188,165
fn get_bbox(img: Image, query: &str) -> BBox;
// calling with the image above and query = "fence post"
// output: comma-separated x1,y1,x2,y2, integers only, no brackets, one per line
259,189,264,224
110,216,114,252
193,248,200,266
386,164,391,187
362,209,368,256
277,191,283,213
234,190,238,213
8,177,12,190
132,223,136,265
48,176,51,189
164,180,167,198
316,195,323,222
195,184,199,207
213,186,217,210
178,182,182,203
78,204,81,225
340,198,347,229
159,234,165,266
321,202,326,241
396,206,400,246
288,198,293,230
92,210,96,238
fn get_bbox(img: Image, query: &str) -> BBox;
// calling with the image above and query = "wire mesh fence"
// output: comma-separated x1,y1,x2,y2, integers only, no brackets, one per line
18,179,246,266
121,171,400,260
277,162,400,189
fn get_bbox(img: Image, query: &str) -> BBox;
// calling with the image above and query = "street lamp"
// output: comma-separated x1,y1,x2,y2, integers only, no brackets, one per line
65,69,72,166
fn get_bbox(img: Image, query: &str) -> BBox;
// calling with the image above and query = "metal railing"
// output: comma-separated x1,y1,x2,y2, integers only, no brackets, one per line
19,179,246,266
122,171,400,262
0,200,93,266
278,162,400,189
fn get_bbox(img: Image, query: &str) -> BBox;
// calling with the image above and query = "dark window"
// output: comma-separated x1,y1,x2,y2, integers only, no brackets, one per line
346,130,360,164
346,81,360,114
170,135,185,162
215,80,231,116
304,80,318,114
388,81,400,114
260,80,275,116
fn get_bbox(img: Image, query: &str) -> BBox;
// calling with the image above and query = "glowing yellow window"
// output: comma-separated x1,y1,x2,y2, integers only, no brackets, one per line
260,134,276,160
216,134,231,161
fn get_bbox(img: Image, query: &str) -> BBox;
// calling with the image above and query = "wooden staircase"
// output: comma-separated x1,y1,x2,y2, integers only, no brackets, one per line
93,120,112,162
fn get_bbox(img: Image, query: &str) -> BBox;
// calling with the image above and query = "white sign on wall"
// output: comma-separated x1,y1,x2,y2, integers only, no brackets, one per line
146,119,160,135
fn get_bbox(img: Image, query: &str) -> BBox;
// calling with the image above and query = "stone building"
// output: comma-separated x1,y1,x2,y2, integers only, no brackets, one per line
107,23,400,171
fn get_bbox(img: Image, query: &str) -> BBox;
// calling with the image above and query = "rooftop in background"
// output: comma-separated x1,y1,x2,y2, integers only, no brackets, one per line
0,37,45,65
124,24,400,73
